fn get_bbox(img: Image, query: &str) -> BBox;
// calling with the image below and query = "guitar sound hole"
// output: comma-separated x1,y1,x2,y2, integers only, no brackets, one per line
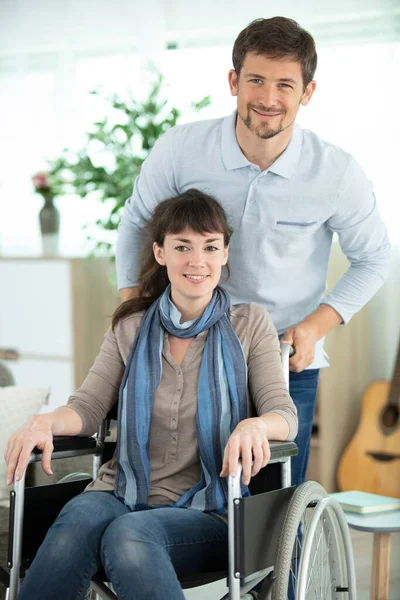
381,405,399,430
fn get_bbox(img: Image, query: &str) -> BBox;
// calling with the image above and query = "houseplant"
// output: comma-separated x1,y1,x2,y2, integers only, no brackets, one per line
48,73,211,254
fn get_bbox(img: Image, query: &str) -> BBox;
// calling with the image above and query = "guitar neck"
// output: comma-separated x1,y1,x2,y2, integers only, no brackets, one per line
387,342,400,408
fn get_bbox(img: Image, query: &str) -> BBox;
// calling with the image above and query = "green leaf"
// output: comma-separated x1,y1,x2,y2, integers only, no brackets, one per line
44,70,211,254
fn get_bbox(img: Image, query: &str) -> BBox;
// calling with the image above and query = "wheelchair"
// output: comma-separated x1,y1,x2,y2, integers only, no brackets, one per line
1,345,357,600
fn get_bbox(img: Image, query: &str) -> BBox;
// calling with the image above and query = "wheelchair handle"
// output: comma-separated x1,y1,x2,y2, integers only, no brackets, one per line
280,342,294,390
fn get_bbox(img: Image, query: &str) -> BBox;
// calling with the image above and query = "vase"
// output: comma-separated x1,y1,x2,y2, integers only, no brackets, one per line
38,192,60,256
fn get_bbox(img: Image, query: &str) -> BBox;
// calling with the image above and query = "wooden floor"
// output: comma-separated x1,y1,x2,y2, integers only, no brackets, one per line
184,530,400,599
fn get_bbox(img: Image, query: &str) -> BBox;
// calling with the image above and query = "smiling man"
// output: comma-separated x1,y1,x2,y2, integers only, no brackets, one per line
231,55,314,146
115,17,390,488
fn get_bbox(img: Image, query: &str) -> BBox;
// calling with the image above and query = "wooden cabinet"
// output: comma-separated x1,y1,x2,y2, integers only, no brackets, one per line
0,257,119,410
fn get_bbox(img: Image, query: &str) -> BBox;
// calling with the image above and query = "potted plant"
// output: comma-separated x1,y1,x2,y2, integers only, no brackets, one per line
47,73,210,254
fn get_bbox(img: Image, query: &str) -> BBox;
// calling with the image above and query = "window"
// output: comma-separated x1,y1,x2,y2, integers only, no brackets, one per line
0,41,398,255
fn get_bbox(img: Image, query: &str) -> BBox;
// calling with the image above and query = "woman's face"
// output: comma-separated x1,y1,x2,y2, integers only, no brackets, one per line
153,229,228,309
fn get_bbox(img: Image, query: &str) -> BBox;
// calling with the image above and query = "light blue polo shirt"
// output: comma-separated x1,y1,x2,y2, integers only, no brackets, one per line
116,111,390,368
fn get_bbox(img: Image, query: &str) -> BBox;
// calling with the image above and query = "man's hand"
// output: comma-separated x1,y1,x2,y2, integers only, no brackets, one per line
282,323,318,373
282,304,343,372
4,415,54,484
220,418,271,485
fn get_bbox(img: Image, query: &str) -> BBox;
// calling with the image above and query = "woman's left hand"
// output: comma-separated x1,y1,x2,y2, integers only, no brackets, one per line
220,418,271,485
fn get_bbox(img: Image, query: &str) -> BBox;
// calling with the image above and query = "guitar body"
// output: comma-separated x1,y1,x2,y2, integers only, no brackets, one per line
338,381,400,498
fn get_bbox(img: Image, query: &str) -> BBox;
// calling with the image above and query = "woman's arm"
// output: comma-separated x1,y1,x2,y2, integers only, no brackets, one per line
219,413,289,486
66,324,127,435
247,304,298,440
259,412,290,440
5,320,129,484
221,304,297,485
4,406,83,484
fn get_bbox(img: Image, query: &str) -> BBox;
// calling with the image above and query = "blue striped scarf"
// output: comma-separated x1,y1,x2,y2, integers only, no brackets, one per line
114,285,249,513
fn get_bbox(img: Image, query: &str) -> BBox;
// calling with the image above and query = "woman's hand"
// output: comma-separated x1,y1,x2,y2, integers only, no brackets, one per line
4,415,54,485
220,417,271,485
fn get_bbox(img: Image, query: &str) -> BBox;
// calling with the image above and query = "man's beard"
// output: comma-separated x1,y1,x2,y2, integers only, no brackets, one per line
241,105,285,140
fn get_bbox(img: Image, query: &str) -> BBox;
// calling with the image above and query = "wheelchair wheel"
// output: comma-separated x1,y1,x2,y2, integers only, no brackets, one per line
271,481,356,600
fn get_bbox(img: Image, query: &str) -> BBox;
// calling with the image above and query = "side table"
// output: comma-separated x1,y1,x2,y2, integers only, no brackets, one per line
345,509,400,600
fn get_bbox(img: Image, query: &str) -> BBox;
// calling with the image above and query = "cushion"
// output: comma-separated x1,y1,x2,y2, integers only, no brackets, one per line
0,387,50,501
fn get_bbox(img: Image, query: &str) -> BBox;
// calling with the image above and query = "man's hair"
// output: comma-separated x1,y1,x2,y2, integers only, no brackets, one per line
232,16,317,87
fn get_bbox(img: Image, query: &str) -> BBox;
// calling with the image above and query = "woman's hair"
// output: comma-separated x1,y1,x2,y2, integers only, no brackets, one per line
232,16,317,88
112,189,233,329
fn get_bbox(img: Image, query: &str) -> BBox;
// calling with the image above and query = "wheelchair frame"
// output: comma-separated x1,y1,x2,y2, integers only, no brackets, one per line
5,440,298,600
3,344,357,600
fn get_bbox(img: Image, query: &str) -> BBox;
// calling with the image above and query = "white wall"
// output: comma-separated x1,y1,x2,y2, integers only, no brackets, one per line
0,0,399,380
165,0,400,46
1,0,399,57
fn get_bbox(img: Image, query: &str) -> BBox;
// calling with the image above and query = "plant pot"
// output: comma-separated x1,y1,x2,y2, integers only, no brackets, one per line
38,193,60,256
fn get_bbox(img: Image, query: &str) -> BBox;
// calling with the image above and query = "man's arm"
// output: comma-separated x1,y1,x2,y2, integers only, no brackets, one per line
120,286,140,302
323,157,390,319
285,156,390,372
116,129,178,292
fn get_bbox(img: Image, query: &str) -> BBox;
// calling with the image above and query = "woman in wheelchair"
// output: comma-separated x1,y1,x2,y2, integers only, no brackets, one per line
5,189,297,600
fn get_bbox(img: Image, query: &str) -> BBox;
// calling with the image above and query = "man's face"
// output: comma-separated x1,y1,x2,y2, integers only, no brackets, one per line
229,52,316,140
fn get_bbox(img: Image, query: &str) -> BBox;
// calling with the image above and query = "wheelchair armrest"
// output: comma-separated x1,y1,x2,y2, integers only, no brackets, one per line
51,435,97,453
228,441,298,497
268,440,298,462
29,435,99,464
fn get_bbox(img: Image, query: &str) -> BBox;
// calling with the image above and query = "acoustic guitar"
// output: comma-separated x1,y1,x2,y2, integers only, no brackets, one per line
337,340,400,498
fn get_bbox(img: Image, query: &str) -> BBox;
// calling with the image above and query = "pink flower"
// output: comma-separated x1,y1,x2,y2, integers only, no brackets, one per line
32,171,50,191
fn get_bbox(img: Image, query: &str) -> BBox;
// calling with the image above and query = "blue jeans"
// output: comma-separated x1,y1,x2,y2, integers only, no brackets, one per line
17,491,228,600
289,369,320,487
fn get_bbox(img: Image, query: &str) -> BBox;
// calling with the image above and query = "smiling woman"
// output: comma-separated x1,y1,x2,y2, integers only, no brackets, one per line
152,230,228,321
5,188,297,600
112,188,232,325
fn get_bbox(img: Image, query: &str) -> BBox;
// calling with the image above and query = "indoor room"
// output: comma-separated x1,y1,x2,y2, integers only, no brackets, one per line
0,1,399,599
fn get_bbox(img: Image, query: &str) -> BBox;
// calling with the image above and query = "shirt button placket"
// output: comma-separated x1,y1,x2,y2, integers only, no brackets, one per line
171,367,182,453
249,176,260,204
248,184,254,204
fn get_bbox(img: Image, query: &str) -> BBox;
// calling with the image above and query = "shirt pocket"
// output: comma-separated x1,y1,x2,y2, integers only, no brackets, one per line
275,220,319,231
273,219,323,256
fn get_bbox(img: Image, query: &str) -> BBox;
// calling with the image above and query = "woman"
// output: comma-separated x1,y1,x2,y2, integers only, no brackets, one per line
5,189,297,600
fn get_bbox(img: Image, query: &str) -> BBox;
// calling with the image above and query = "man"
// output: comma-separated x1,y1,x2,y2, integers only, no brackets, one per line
115,17,390,487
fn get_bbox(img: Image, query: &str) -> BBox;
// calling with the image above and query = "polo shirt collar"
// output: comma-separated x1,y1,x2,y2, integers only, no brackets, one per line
221,111,250,171
221,110,303,179
268,122,303,179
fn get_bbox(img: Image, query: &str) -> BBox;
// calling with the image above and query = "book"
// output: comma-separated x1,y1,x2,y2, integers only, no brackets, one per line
330,490,400,514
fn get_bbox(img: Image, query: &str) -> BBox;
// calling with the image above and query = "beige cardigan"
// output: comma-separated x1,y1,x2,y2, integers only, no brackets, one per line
67,302,297,505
